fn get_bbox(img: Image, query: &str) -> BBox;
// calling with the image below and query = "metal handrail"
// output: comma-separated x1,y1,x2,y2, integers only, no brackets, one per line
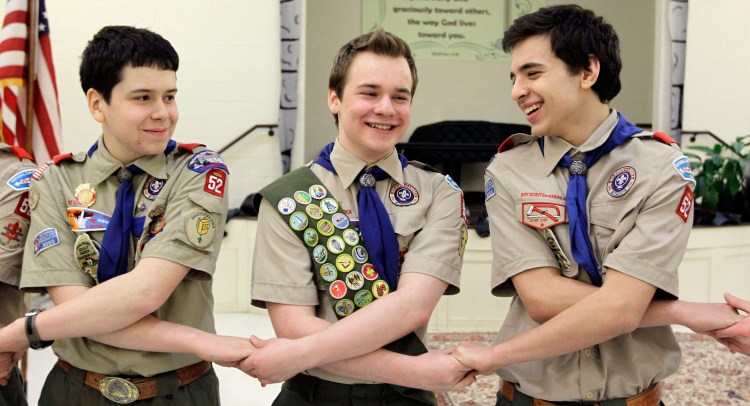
682,130,733,150
217,124,278,154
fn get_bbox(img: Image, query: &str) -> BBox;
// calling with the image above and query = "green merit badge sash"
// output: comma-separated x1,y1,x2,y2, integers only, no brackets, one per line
260,166,436,405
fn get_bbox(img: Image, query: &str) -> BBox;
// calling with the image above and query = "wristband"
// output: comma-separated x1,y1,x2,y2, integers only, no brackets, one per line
24,308,54,350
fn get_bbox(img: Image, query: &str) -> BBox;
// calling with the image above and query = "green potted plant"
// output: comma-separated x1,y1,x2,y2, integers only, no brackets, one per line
684,135,750,225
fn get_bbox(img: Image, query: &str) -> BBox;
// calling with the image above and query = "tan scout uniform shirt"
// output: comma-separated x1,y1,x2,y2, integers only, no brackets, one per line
485,110,693,401
21,138,228,376
252,140,465,384
0,144,35,327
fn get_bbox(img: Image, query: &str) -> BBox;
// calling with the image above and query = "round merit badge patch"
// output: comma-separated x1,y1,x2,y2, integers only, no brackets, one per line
607,166,636,198
185,210,217,248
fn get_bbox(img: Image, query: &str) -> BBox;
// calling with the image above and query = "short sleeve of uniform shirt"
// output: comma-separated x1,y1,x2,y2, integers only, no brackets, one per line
0,153,36,286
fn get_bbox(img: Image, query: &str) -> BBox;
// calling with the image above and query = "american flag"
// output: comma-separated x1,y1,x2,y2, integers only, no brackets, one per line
0,0,61,162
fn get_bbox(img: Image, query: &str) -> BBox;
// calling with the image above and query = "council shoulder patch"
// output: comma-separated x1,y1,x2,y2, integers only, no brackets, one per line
187,150,228,174
484,178,496,201
185,210,217,248
673,156,696,184
7,168,35,190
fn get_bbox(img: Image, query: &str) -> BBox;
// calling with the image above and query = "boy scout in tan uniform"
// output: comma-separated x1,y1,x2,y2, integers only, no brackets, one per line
245,29,474,405
0,144,35,406
452,5,742,406
0,26,254,405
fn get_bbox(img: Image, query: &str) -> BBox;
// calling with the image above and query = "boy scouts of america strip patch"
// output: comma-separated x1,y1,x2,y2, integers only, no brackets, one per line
672,156,696,184
675,186,694,223
33,228,60,256
187,150,229,174
0,217,28,251
7,169,35,190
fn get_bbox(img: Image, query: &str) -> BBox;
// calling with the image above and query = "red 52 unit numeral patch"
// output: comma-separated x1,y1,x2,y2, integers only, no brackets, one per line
204,169,226,197
675,186,693,222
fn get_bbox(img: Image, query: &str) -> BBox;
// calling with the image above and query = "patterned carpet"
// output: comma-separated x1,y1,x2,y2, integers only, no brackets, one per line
428,332,750,405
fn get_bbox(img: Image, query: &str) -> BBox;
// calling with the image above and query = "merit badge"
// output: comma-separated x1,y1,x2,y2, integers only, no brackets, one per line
445,175,461,191
673,156,696,184
312,245,328,264
485,178,496,201
149,216,166,234
7,169,34,190
185,210,217,248
14,193,31,220
305,204,323,220
335,299,355,317
277,197,296,215
345,271,365,290
317,219,334,236
675,186,694,223
389,183,419,206
543,228,572,274
361,263,378,280
320,198,339,214
327,236,345,254
331,213,349,229
289,212,309,231
293,191,312,205
521,202,567,230
303,228,319,247
143,176,166,200
335,254,355,273
29,183,40,210
67,207,111,232
187,150,228,174
319,263,337,282
204,168,226,198
0,217,27,251
354,290,373,308
459,223,468,256
372,280,389,299
33,228,60,256
309,184,327,199
329,280,347,300
74,233,99,279
352,245,368,263
74,183,96,207
342,229,360,246
607,166,636,198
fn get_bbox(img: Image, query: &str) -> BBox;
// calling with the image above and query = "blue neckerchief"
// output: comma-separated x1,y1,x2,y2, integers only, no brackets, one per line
313,142,408,290
93,140,176,283
541,113,642,286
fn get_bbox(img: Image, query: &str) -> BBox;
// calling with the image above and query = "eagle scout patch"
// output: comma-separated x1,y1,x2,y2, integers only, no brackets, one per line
675,186,694,222
187,150,228,174
607,166,636,198
33,228,60,256
0,217,28,251
521,202,567,230
74,233,99,279
185,210,217,248
673,156,696,184
14,193,31,220
203,168,227,197
485,178,496,201
67,207,111,232
389,183,419,206
6,169,34,190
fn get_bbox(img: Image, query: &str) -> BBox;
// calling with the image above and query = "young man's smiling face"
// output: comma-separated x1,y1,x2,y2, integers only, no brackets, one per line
89,65,178,164
510,34,598,146
328,51,412,164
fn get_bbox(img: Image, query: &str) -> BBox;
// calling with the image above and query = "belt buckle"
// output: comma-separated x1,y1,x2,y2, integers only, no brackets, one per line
98,376,140,404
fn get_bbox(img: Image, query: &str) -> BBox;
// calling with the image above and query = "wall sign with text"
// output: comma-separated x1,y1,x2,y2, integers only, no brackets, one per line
362,0,544,61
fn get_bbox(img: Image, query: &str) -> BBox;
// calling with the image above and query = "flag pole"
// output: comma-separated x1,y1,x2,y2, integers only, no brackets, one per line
24,0,39,156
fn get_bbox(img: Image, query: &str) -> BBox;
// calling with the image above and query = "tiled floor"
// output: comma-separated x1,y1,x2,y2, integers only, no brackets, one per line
25,312,282,406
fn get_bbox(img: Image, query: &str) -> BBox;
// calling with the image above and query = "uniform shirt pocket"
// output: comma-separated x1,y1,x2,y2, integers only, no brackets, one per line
589,196,644,261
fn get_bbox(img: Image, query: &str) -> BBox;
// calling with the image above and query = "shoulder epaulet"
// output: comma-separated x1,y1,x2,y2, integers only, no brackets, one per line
52,152,74,165
178,143,205,153
653,131,678,146
498,133,537,153
8,146,34,162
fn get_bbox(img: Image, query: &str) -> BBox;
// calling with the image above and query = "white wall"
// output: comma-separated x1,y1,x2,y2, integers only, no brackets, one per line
1,1,283,209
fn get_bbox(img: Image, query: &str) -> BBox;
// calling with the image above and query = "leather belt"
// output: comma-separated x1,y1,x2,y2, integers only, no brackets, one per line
57,359,212,404
501,380,662,406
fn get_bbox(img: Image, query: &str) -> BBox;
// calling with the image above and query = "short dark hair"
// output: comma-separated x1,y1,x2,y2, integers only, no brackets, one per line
502,4,621,103
79,26,179,102
328,28,417,126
